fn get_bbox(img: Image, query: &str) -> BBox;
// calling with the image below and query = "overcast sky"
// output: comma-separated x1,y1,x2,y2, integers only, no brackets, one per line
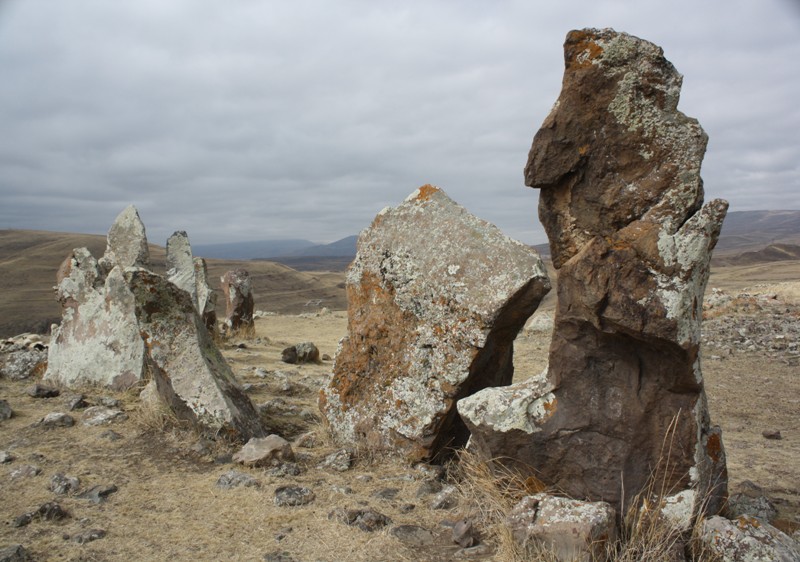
1,1,798,246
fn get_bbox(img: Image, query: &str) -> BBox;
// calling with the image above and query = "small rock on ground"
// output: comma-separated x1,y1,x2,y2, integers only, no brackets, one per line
77,484,118,504
274,486,315,507
39,412,74,428
216,470,261,489
49,473,80,495
392,525,436,547
0,544,32,561
72,529,107,544
328,507,391,532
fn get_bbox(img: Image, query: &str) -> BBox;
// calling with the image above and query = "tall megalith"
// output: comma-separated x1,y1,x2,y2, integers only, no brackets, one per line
221,269,254,335
320,186,551,461
458,29,728,518
166,231,217,332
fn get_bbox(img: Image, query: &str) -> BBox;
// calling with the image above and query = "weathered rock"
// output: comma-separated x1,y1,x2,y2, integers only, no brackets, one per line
328,507,391,532
0,544,32,562
452,518,477,547
506,494,616,562
233,435,294,467
77,484,118,504
221,269,254,334
726,481,778,523
320,185,550,461
35,501,70,521
39,412,74,428
281,342,320,365
126,269,266,440
701,515,800,562
460,28,728,517
44,250,145,390
0,400,12,421
216,470,261,489
316,449,353,472
72,529,106,544
10,465,41,479
274,486,315,507
81,406,127,426
49,473,80,495
0,348,47,380
430,485,459,510
27,384,59,398
99,205,149,271
166,231,217,333
0,450,15,463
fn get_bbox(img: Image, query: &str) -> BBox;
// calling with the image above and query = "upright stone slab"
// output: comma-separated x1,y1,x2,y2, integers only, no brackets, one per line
221,269,254,334
127,269,265,440
99,205,149,272
459,29,728,516
45,249,145,390
320,185,550,461
166,231,217,332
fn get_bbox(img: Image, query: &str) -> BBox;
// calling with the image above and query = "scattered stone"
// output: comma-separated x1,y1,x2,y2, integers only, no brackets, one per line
701,515,800,561
414,463,445,481
36,501,70,521
77,484,118,504
0,400,12,421
0,544,32,562
293,432,317,449
12,514,33,528
0,450,14,463
320,185,550,461
372,488,400,500
0,348,47,380
10,465,40,479
82,406,127,426
322,354,332,361
281,343,320,365
66,395,90,410
727,481,778,523
216,470,261,490
72,529,106,544
27,384,59,398
274,527,292,541
190,438,213,456
461,28,729,517
233,435,295,467
316,449,353,472
454,544,493,559
274,486,315,507
430,485,459,510
506,494,616,562
49,473,80,495
416,479,443,497
452,518,477,547
99,397,121,408
399,503,416,514
39,412,74,428
762,430,783,440
328,507,391,532
221,269,254,334
99,430,122,441
267,462,303,478
392,525,436,547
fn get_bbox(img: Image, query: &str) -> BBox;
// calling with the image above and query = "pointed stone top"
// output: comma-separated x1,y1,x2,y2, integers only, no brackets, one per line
104,205,150,269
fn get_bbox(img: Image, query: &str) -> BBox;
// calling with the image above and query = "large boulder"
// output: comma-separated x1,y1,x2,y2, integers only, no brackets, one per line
700,515,800,562
99,205,150,272
459,29,728,517
220,269,254,335
320,185,550,461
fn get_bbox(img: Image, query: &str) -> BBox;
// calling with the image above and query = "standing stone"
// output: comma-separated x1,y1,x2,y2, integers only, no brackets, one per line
99,205,149,272
166,231,217,332
459,29,728,517
45,250,146,390
221,269,254,334
320,185,550,461
126,269,265,440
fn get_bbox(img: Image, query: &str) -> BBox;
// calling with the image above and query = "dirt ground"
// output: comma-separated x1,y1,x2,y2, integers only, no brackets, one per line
1,272,799,561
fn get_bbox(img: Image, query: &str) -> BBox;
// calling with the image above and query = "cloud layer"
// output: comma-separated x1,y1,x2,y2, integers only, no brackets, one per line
1,0,798,245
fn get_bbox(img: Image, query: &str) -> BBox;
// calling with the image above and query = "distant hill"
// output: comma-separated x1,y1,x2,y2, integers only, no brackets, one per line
193,239,316,260
0,230,345,338
276,235,359,258
713,243,800,267
715,210,800,253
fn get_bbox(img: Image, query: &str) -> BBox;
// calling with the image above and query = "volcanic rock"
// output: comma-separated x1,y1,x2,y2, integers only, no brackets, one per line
320,185,550,461
166,231,217,332
0,348,47,380
126,269,266,440
221,269,254,334
700,515,800,561
459,28,729,518
233,435,294,467
507,495,616,562
99,205,150,271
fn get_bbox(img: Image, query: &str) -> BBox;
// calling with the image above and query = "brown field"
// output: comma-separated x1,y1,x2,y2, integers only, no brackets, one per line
1,255,799,560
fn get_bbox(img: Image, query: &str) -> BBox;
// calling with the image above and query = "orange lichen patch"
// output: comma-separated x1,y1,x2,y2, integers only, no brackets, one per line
414,184,440,202
543,397,558,418
706,431,723,463
524,475,548,494
566,30,603,69
578,144,590,156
